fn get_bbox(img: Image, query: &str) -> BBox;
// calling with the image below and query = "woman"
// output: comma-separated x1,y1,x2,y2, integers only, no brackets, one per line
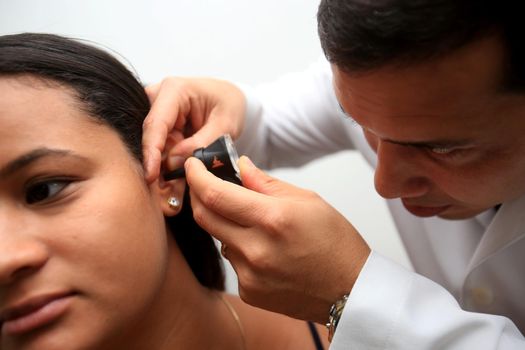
0,33,328,350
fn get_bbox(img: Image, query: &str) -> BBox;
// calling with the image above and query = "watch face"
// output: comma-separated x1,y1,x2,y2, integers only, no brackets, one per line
328,294,349,341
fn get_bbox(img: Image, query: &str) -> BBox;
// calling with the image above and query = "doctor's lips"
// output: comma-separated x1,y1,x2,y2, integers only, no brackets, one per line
1,291,76,336
402,201,451,217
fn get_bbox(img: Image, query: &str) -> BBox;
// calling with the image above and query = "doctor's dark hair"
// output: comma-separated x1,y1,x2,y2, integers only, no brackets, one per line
0,33,224,290
317,0,525,91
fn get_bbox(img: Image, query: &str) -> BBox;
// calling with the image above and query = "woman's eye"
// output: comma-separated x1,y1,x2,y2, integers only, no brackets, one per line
26,180,70,204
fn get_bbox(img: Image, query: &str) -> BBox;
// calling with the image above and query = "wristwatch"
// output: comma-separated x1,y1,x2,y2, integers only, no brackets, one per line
326,293,349,341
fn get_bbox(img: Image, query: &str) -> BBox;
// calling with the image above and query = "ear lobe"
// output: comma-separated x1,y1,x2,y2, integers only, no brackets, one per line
155,178,186,216
156,130,188,216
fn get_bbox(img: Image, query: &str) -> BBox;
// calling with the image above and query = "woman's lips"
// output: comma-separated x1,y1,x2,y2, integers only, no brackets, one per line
1,293,74,337
402,201,451,217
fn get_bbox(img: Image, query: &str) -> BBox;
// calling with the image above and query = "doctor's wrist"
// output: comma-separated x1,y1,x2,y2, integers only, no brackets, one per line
326,293,350,341
321,244,370,337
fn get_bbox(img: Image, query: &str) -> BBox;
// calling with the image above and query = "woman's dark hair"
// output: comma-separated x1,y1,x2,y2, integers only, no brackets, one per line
318,0,525,91
0,33,224,290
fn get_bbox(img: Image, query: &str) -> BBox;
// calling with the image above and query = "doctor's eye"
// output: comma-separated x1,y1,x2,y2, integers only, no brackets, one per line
337,103,358,125
427,146,470,161
25,179,71,204
430,146,453,154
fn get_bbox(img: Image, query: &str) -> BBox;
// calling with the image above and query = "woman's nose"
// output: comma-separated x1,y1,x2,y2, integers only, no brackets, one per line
374,140,430,199
0,220,49,285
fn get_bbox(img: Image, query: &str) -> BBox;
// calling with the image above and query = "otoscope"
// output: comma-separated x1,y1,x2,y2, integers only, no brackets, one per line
163,134,242,185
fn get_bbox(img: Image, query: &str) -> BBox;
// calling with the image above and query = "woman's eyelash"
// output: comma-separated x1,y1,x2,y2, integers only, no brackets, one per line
25,179,72,204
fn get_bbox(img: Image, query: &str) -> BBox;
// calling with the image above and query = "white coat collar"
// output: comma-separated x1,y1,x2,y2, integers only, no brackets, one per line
467,194,525,271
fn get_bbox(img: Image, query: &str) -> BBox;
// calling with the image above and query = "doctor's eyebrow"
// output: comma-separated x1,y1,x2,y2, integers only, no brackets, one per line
337,102,358,124
338,102,350,116
383,138,474,149
335,100,472,148
0,148,87,179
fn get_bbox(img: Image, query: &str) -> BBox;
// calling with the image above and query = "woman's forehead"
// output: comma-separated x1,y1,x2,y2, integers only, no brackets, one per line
0,78,127,160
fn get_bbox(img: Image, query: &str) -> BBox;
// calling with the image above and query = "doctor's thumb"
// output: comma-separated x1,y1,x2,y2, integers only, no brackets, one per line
238,156,294,197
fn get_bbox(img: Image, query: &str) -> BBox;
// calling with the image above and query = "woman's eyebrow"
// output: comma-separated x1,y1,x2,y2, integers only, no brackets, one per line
0,148,87,179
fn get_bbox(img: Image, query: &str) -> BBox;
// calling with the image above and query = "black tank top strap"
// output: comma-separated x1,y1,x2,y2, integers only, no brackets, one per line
307,321,324,350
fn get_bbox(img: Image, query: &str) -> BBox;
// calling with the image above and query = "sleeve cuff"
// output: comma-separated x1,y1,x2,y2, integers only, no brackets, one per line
330,251,414,349
329,251,524,349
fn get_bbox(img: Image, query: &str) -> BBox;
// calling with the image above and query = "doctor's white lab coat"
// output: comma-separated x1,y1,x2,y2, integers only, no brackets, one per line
236,59,525,349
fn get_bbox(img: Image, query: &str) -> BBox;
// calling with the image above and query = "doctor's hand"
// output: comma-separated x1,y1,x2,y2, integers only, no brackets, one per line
142,77,246,183
185,156,371,324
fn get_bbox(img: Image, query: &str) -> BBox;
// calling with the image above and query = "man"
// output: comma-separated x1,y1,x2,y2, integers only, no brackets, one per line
143,0,524,348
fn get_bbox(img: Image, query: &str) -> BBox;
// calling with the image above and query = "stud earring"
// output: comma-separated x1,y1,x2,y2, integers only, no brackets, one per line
167,197,180,209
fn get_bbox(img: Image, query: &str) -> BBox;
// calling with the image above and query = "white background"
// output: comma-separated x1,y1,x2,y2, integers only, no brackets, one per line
0,0,410,292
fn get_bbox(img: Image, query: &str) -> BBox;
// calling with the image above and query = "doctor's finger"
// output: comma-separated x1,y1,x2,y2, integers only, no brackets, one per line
144,81,161,103
189,189,251,246
169,122,226,160
237,156,315,199
142,80,191,181
185,157,274,227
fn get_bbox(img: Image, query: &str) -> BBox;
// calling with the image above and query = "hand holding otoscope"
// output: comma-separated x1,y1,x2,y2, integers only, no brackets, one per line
163,134,242,185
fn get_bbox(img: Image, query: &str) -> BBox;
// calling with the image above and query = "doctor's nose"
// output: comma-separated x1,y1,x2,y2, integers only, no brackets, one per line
0,217,49,285
374,140,430,200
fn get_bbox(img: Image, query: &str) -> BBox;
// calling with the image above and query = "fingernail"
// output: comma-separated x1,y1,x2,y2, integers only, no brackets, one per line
185,157,194,171
240,155,255,169
185,156,205,171
144,152,152,177
144,150,160,183
168,155,186,170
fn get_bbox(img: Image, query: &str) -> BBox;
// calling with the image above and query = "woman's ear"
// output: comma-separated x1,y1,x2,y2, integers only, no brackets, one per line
155,177,187,217
155,130,187,216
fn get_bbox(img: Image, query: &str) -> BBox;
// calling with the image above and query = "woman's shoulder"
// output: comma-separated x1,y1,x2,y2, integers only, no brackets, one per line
223,294,329,350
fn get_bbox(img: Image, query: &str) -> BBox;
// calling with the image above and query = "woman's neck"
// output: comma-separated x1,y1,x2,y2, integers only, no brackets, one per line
109,240,244,350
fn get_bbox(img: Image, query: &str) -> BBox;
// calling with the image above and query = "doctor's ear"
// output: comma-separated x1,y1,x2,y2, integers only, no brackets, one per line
156,178,186,216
